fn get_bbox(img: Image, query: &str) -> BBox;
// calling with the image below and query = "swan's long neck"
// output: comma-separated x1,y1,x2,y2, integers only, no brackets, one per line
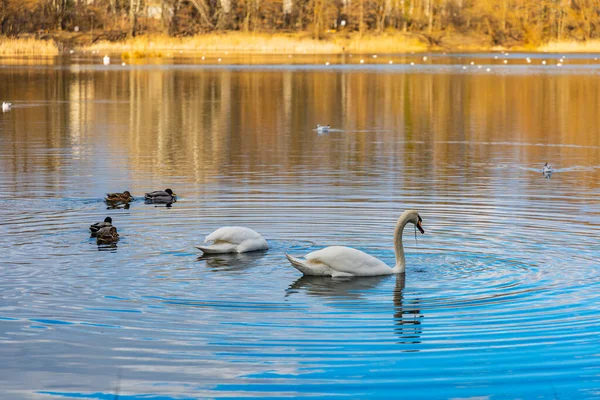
391,212,413,273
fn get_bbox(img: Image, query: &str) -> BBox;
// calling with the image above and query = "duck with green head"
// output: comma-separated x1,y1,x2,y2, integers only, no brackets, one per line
144,188,176,204
90,217,113,237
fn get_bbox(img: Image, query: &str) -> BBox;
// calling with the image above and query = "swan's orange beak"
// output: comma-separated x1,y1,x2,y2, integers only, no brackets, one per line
417,218,424,234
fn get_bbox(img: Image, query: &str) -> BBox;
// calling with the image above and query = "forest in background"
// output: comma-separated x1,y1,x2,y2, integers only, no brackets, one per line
1,0,600,49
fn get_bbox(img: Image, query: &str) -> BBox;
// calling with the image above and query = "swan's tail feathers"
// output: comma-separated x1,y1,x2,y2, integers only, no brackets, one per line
285,254,321,276
196,243,237,254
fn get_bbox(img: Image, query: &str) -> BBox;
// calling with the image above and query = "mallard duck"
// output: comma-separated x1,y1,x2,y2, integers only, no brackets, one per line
105,191,133,203
96,226,119,245
90,217,112,237
144,188,176,204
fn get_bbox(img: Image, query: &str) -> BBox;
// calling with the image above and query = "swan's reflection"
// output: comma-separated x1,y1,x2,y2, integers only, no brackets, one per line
286,275,390,300
287,274,423,347
393,274,423,347
197,251,268,272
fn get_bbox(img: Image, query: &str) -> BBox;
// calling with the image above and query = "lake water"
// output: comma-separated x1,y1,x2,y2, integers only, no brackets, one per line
1,53,600,399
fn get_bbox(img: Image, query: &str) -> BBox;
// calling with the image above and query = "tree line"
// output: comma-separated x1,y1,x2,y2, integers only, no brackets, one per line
1,0,599,45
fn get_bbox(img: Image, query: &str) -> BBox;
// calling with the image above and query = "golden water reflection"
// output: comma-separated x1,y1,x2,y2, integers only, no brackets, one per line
1,65,600,192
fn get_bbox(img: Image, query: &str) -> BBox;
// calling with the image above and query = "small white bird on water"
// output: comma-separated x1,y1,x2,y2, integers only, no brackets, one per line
542,162,553,176
103,55,110,65
2,102,11,112
316,124,330,133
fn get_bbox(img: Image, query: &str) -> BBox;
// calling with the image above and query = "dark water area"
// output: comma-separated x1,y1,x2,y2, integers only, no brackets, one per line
1,54,600,399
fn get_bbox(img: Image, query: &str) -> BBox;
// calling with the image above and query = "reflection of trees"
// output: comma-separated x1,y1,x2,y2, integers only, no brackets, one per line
393,274,422,347
2,67,600,193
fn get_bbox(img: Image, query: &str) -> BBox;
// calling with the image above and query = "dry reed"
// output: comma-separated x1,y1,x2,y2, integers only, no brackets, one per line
0,37,59,56
82,32,427,57
538,40,600,53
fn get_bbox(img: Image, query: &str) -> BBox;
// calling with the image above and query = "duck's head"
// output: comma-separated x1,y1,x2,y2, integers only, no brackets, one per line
165,188,176,196
104,217,113,223
123,191,131,196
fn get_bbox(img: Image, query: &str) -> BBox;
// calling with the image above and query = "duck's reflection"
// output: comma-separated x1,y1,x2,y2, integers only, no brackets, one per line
197,250,268,272
287,274,423,347
106,202,130,210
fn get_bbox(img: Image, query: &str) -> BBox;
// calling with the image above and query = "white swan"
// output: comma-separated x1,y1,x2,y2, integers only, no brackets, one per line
286,210,424,277
196,226,268,254
2,102,12,112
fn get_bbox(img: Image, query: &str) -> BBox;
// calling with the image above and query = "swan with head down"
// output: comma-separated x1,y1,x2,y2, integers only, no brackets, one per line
196,226,268,254
285,210,424,277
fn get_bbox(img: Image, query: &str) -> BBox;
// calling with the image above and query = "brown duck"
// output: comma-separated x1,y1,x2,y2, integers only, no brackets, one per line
105,191,133,203
96,226,119,245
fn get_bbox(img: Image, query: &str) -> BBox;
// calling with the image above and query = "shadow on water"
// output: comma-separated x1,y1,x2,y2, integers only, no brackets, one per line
196,250,268,272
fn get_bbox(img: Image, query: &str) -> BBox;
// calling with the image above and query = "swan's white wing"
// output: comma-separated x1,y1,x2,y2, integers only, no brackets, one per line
205,227,262,244
303,246,392,277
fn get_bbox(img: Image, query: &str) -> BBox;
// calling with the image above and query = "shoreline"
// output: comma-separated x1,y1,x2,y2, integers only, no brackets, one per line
2,33,600,57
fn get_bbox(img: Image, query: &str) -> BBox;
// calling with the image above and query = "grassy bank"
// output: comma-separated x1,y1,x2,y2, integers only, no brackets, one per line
81,32,429,57
0,37,59,56
538,40,600,53
3,33,600,57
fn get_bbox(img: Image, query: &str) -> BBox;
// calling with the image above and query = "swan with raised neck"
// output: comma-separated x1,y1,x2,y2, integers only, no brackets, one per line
286,210,424,277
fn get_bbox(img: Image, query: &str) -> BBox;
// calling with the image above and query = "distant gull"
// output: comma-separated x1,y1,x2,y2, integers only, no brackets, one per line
103,55,110,65
2,102,11,112
542,163,553,176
